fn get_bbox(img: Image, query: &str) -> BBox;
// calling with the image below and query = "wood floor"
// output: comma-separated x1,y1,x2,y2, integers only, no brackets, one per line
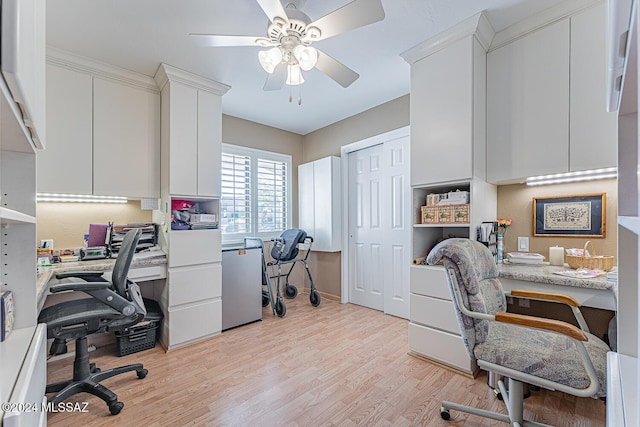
46,295,606,426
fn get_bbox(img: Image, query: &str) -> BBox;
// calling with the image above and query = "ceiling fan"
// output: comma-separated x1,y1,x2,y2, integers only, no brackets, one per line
190,0,385,92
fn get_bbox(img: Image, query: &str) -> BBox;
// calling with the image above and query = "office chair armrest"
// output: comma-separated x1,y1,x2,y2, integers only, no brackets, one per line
55,271,105,280
505,289,590,333
495,311,588,342
49,281,111,293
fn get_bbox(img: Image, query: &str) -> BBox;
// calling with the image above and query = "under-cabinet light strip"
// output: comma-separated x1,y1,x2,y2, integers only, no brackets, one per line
526,167,617,186
36,193,128,203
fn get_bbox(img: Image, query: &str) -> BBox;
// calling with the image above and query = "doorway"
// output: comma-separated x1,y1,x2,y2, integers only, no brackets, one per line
341,127,410,319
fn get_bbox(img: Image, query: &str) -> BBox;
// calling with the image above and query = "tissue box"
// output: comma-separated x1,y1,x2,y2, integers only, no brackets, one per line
1,291,15,342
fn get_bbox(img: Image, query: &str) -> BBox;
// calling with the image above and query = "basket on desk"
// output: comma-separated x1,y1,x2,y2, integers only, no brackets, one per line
565,241,614,271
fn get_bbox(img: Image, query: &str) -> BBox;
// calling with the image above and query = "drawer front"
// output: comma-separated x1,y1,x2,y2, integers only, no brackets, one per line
168,299,221,347
408,322,476,374
410,294,459,334
410,265,451,300
129,265,166,282
168,264,221,306
169,229,221,267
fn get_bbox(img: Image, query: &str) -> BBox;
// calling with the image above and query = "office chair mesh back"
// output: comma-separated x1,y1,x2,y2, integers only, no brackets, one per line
428,238,609,397
112,229,141,296
427,238,505,360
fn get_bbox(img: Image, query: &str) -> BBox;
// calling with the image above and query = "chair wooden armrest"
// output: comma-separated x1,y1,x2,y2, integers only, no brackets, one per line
495,311,588,342
508,289,580,307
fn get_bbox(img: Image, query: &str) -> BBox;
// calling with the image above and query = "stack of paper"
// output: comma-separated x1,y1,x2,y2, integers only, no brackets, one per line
507,252,545,265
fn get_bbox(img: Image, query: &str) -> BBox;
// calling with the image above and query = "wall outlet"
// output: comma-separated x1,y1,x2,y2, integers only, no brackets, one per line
517,236,529,252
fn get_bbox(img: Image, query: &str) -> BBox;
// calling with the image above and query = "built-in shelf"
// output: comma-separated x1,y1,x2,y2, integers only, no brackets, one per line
413,223,470,228
618,215,640,234
0,207,37,224
0,326,37,404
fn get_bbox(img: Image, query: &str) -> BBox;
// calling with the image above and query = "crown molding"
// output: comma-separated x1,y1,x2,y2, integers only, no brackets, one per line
46,47,159,93
489,0,601,51
154,63,231,96
400,12,495,64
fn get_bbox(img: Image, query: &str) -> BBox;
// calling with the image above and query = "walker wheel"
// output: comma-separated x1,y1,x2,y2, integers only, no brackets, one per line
275,299,286,317
440,407,450,421
262,293,270,307
285,285,298,299
310,290,320,307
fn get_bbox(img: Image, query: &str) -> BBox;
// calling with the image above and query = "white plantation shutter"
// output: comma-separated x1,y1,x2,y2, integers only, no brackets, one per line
221,152,251,234
221,144,291,241
257,157,288,232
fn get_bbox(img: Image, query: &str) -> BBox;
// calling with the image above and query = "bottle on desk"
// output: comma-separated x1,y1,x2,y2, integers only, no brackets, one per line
497,234,504,264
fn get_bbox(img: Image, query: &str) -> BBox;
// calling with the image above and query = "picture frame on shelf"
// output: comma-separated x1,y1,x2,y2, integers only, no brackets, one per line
532,193,605,238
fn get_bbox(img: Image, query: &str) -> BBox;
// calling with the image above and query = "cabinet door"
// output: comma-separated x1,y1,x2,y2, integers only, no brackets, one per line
487,20,570,183
168,83,198,196
93,78,160,198
569,3,618,171
197,90,221,197
298,161,315,238
411,37,473,185
39,64,92,195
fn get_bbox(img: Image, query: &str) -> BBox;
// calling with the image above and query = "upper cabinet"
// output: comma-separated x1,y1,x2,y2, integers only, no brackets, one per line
401,13,493,186
487,2,617,184
39,52,160,198
154,64,229,198
0,0,46,150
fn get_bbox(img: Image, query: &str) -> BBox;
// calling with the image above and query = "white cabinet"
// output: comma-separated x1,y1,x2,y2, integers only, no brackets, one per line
487,19,570,183
487,2,617,183
408,36,486,185
93,78,160,198
569,2,618,172
39,64,93,194
1,0,46,149
298,156,341,252
40,56,160,198
156,64,228,198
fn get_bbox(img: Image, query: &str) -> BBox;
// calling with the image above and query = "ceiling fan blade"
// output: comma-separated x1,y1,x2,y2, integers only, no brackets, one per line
256,0,289,24
315,49,359,88
263,63,287,91
309,0,385,41
190,34,265,47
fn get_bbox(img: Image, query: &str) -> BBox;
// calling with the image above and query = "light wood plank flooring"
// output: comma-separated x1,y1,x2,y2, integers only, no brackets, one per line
46,295,606,426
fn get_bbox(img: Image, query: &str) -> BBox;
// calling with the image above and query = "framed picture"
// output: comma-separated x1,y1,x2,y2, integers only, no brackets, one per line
532,193,606,237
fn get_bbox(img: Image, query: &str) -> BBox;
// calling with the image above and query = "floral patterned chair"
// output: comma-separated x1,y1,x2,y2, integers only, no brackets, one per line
427,238,609,426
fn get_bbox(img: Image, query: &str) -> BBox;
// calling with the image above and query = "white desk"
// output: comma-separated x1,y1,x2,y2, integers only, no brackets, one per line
499,263,615,311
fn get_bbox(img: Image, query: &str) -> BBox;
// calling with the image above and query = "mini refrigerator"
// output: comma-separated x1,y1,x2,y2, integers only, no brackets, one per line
221,246,262,330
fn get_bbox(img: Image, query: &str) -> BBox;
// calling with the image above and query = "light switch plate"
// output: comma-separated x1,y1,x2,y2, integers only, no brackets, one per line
517,237,529,252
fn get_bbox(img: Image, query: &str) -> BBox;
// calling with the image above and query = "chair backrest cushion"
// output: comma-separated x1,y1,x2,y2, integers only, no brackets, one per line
112,229,142,296
427,238,506,359
271,229,307,261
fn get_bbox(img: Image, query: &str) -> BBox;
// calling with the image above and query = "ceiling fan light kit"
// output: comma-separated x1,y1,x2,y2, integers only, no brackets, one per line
191,0,385,97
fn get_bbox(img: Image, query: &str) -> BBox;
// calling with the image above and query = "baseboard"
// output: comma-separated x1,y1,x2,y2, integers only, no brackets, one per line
303,288,341,302
407,351,479,379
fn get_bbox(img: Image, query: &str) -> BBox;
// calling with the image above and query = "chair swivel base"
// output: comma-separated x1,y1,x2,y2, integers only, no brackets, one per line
46,337,148,415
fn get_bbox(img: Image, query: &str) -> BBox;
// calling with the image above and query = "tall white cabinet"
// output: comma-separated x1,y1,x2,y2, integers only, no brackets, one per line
298,156,341,252
401,14,497,375
154,64,230,350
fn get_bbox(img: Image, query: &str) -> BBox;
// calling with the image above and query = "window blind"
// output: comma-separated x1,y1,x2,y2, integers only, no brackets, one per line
257,158,288,233
221,152,251,234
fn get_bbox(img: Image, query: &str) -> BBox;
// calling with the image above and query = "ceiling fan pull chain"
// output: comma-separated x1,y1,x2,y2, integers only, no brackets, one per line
298,86,302,106
288,86,293,103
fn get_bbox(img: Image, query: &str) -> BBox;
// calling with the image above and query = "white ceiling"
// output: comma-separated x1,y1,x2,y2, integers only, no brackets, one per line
46,0,566,135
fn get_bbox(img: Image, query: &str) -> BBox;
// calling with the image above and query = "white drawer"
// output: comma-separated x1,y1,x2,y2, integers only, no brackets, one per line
167,299,221,348
129,265,166,282
410,293,459,334
168,264,221,306
408,322,476,374
410,265,451,300
169,229,221,267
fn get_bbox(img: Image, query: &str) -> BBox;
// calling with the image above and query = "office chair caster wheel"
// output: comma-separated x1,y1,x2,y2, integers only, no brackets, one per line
275,299,286,317
492,388,504,401
440,407,451,420
137,369,148,379
310,290,320,307
109,401,124,415
285,285,298,299
262,293,270,307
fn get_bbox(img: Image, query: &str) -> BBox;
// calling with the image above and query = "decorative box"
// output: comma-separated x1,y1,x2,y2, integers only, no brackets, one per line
437,206,453,224
446,190,470,204
426,194,440,206
1,291,15,342
453,204,470,224
421,206,438,224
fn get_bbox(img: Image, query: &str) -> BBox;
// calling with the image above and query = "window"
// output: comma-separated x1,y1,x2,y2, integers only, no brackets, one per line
221,144,291,242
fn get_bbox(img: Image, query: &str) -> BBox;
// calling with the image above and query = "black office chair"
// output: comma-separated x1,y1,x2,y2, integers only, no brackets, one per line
38,229,148,415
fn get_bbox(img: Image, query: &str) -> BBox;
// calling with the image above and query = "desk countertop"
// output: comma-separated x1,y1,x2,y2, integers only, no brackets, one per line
36,255,167,305
498,262,612,291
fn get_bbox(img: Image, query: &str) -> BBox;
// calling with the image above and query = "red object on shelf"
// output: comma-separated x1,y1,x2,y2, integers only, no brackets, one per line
171,199,195,211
